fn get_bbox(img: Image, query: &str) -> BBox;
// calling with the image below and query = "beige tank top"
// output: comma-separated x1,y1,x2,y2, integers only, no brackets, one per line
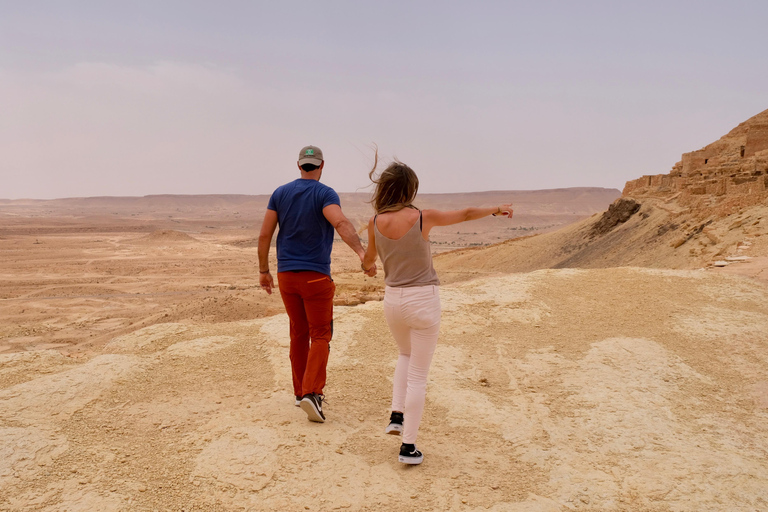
374,211,440,288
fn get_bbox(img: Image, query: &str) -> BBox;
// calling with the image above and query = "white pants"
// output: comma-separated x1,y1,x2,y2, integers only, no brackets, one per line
383,285,441,444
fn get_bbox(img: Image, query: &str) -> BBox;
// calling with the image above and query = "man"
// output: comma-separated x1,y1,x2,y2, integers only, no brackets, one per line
258,145,374,423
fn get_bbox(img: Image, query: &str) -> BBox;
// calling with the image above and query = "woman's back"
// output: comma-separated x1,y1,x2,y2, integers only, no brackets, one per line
373,208,439,288
374,208,424,241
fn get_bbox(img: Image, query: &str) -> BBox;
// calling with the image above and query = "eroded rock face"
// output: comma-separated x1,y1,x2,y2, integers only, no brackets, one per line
590,198,641,237
623,109,768,216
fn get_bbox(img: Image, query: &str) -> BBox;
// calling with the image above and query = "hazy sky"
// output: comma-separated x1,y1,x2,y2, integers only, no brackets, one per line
1,1,766,199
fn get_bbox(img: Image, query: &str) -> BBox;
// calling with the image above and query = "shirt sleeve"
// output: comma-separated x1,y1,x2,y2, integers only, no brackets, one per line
322,187,340,209
267,190,278,211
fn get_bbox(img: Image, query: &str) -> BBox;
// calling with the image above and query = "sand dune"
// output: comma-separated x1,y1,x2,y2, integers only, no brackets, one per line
136,230,201,244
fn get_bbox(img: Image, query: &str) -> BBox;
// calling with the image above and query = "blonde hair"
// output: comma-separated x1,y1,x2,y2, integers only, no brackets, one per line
368,149,419,214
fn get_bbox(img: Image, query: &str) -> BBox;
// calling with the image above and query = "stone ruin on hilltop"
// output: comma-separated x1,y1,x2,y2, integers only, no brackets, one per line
623,109,768,216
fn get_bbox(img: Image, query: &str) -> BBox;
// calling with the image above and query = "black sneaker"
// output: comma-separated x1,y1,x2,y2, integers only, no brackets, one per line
300,393,325,423
385,411,404,435
295,396,301,407
398,443,423,465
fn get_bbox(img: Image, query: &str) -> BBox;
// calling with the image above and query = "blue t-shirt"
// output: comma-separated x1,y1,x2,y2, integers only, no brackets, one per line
267,179,340,276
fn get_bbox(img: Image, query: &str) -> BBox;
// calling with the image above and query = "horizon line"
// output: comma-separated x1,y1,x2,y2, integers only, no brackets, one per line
0,186,623,202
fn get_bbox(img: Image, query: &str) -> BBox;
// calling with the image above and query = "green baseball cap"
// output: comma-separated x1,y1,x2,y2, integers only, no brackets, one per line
298,145,324,166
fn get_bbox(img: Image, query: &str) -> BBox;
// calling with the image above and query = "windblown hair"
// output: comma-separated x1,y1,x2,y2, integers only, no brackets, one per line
369,150,419,214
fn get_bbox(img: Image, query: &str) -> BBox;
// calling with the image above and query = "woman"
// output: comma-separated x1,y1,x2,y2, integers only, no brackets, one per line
362,157,512,465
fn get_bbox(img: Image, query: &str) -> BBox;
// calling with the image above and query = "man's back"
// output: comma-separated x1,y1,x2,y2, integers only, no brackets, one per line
268,178,340,275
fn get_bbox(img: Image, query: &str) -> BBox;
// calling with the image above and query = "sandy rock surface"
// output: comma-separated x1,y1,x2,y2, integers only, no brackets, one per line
2,268,767,511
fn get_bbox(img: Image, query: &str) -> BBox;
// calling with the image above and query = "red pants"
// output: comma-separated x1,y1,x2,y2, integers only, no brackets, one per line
277,271,335,397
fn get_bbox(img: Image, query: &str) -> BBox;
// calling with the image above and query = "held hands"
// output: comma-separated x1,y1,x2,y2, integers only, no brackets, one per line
360,254,377,277
361,261,377,277
492,204,514,218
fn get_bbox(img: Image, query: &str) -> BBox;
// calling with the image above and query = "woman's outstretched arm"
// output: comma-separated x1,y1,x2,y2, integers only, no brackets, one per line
422,204,513,238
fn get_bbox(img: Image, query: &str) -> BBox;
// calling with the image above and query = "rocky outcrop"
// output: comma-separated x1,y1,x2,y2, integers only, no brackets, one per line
435,109,768,278
623,109,768,216
590,198,641,237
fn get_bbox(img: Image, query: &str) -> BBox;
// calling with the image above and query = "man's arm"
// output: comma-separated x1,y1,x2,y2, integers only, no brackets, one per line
322,204,365,261
258,209,278,294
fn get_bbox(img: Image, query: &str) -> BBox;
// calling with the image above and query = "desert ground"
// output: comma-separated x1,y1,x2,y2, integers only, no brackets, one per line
1,190,768,511
0,189,617,356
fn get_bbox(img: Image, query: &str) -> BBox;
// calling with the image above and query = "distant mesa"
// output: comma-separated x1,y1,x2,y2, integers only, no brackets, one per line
140,229,199,243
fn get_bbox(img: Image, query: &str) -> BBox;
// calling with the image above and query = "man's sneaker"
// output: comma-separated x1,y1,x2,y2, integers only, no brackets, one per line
295,396,301,407
300,393,325,423
398,443,423,465
385,411,404,435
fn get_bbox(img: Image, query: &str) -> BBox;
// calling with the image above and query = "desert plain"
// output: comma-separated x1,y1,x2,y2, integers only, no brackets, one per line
1,186,767,511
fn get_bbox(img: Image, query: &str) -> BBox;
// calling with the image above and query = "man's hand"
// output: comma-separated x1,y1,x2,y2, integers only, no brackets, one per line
258,210,278,294
260,271,275,295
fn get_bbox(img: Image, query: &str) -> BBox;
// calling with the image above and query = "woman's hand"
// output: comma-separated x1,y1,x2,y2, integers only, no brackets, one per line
492,204,514,218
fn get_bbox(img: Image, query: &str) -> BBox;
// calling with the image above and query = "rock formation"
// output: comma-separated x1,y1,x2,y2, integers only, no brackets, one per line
623,109,768,216
435,108,768,277
589,198,641,237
